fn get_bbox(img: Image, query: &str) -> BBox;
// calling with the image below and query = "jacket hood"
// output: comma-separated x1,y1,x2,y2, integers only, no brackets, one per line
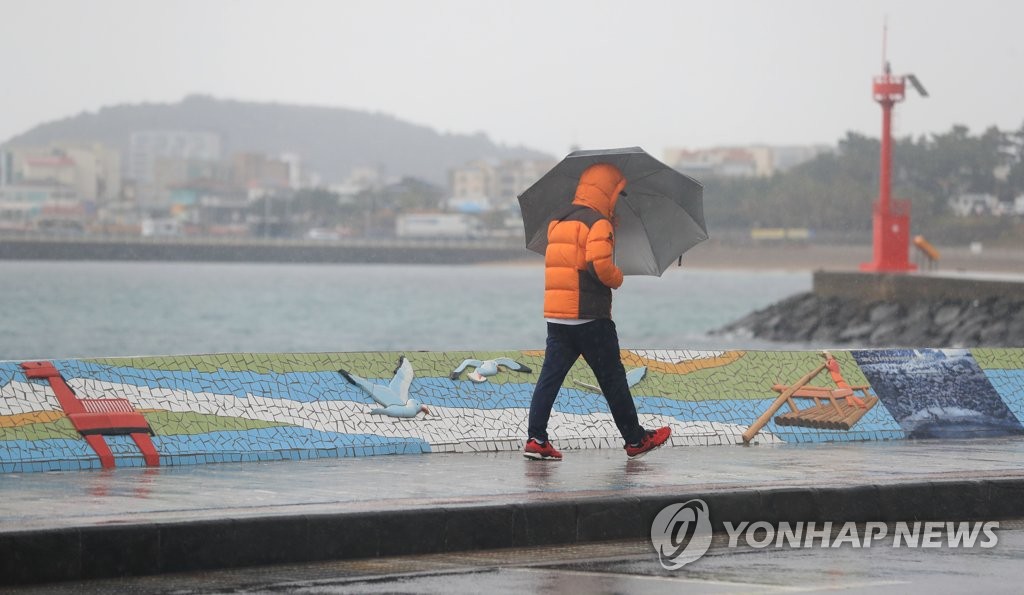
572,163,626,218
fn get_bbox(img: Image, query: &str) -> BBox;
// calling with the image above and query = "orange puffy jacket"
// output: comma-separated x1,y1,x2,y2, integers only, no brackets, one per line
543,163,625,319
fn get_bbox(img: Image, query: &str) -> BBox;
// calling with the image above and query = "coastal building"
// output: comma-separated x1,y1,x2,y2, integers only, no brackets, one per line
127,131,222,184
3,143,120,202
450,160,493,203
232,153,292,190
0,149,11,186
449,158,556,210
128,131,222,211
164,179,250,236
153,157,229,193
0,143,122,230
395,212,482,238
0,183,79,231
279,153,303,189
493,158,553,207
327,164,390,200
663,147,764,178
346,164,387,190
663,144,830,178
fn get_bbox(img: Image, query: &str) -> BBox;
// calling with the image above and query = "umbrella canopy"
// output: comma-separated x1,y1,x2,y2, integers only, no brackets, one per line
518,147,707,276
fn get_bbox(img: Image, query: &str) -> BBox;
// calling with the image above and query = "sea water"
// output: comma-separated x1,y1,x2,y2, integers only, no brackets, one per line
0,261,811,360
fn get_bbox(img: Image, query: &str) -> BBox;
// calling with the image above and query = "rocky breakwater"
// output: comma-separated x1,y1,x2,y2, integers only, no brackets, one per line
715,271,1024,348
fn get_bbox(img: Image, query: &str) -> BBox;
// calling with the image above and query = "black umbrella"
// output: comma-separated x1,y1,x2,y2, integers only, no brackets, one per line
518,147,706,276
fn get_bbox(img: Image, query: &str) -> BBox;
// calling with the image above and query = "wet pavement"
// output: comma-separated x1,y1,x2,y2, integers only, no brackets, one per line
2,437,1023,533
8,521,1023,594
2,437,1023,587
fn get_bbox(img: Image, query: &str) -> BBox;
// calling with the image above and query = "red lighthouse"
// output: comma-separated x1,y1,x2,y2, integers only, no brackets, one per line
860,26,928,272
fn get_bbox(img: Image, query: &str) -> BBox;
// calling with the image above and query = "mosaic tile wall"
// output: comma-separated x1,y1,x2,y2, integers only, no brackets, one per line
1,348,1022,473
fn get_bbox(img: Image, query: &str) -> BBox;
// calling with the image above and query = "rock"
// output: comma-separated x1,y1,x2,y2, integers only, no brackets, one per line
712,292,1022,348
933,304,962,327
759,314,784,335
810,325,841,343
840,301,869,327
898,324,936,347
716,311,759,334
905,302,932,325
790,318,821,341
988,298,1015,319
949,318,986,347
869,303,901,323
869,320,903,345
838,322,875,342
978,322,1009,346
929,328,954,348
1005,311,1024,344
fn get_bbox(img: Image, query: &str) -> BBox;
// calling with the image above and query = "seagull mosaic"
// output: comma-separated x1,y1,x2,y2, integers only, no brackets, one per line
1,348,1022,472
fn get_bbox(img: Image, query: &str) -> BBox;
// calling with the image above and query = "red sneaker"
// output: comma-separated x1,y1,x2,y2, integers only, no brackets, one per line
625,426,672,459
523,438,563,461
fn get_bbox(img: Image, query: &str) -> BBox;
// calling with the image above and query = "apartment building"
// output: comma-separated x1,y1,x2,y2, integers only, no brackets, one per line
127,131,222,184
449,158,556,210
128,131,222,210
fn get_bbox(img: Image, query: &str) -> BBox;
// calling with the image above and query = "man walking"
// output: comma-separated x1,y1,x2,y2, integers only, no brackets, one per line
524,162,671,461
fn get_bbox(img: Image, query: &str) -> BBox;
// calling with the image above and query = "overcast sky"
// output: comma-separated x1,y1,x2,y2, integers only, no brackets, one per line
2,0,1022,158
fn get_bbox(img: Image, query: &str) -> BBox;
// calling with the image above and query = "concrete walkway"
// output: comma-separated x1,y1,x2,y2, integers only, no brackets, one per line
2,437,1023,585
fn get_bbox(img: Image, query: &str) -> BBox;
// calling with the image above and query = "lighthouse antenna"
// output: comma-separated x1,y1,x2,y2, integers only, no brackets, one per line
882,17,889,72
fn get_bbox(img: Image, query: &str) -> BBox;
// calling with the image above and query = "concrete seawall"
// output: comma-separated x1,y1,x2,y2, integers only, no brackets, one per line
6,236,1024,271
0,236,532,265
814,271,1024,303
2,347,1022,473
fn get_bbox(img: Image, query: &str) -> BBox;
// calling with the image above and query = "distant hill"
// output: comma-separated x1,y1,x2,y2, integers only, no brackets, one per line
2,94,553,185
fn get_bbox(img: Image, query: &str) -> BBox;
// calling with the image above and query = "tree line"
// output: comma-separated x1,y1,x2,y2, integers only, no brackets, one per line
253,123,1024,245
702,123,1024,244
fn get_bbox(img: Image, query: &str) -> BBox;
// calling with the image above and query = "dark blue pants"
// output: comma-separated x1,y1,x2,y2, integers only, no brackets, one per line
528,319,644,445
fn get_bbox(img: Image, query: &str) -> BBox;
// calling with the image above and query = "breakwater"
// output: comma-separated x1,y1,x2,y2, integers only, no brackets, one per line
0,235,531,265
715,271,1024,348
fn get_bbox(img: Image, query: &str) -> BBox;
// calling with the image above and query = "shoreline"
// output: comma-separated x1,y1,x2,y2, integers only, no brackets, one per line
488,242,1024,274
1,235,1020,274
